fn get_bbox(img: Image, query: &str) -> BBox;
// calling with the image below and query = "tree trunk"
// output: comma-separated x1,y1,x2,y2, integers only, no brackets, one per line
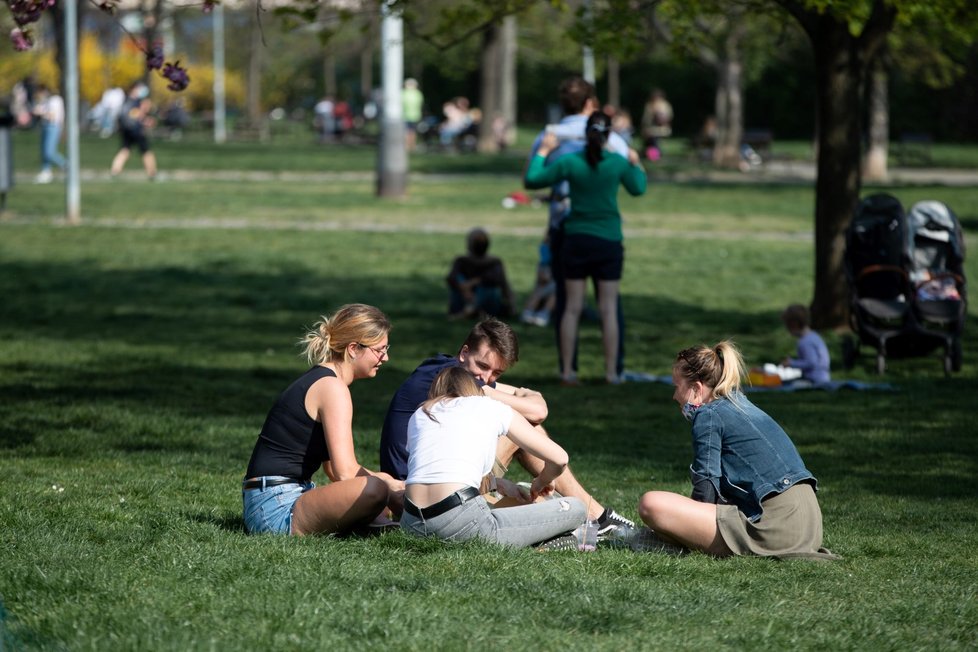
863,53,889,182
477,18,518,153
247,3,264,129
360,41,373,104
478,24,501,153
711,23,745,169
141,0,164,85
607,56,620,109
323,51,337,99
779,0,896,329
810,22,864,329
499,16,518,149
712,51,743,167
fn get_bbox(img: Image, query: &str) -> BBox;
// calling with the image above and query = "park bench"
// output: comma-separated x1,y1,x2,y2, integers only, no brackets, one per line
742,128,774,158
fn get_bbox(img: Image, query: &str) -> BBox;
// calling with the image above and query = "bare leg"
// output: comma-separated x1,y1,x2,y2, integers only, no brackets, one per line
290,476,388,536
142,151,158,178
638,490,731,556
110,147,130,175
509,425,605,521
596,279,620,382
560,279,586,382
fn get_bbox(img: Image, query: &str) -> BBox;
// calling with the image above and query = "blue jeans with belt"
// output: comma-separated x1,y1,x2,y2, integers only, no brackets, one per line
400,490,586,548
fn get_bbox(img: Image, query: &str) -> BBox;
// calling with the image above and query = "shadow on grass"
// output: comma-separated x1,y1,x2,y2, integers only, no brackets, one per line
3,257,975,508
186,508,247,534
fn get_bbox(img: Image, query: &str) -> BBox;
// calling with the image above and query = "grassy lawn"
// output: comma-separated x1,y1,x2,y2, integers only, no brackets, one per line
2,131,977,650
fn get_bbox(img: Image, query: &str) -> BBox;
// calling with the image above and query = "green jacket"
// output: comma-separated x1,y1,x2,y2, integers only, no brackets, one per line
524,150,646,241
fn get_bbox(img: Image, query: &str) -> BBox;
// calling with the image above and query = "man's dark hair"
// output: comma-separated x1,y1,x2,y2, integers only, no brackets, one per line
559,76,595,115
463,317,519,367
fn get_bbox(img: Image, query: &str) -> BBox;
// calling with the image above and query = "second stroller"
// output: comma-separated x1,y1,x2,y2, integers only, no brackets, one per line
842,193,966,375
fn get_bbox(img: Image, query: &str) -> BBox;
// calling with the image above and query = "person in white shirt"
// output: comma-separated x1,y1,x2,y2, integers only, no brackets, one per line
401,366,586,548
32,85,65,184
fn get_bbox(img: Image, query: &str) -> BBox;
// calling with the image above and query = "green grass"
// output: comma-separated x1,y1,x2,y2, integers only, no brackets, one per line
2,135,978,650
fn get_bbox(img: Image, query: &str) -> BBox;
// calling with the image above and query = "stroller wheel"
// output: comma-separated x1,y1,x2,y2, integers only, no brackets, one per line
841,336,858,370
876,353,886,375
951,338,963,373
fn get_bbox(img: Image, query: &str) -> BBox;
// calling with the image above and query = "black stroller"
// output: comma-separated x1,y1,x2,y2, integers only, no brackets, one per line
842,193,967,375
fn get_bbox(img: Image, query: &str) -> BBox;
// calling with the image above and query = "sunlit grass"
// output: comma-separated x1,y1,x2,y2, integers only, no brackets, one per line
2,134,978,650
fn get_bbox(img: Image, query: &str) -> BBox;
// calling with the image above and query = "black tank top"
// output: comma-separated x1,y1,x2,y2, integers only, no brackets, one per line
245,366,336,481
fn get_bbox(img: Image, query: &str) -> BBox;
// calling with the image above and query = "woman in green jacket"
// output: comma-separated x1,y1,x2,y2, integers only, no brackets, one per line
524,111,646,384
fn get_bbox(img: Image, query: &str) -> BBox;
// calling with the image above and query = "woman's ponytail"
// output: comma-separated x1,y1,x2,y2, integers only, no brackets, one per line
585,111,611,169
674,339,746,400
300,316,333,365
711,341,745,399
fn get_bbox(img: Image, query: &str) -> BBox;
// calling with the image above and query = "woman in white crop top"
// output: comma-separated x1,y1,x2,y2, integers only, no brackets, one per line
401,367,586,548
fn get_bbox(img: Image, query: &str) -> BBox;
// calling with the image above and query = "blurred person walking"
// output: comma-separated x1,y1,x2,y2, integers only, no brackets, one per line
110,82,158,180
639,89,673,161
32,84,65,184
402,78,423,151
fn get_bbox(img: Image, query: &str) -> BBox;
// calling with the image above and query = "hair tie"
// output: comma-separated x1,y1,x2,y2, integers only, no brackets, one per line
587,123,609,134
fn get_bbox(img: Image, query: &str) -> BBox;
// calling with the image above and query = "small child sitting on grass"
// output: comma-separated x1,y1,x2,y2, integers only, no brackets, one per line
447,227,516,319
781,304,831,385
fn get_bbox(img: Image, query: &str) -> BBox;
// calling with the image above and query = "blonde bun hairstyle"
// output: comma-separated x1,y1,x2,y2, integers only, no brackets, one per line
300,303,391,366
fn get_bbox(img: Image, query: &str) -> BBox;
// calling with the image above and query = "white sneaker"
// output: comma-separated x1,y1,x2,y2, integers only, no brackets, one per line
628,527,688,555
35,169,53,184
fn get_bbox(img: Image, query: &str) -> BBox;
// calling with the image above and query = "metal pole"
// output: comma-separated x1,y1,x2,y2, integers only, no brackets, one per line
582,46,595,85
376,1,406,198
213,2,226,144
582,0,595,84
65,0,81,224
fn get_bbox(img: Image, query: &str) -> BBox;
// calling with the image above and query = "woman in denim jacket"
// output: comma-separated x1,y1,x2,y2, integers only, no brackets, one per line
638,341,837,559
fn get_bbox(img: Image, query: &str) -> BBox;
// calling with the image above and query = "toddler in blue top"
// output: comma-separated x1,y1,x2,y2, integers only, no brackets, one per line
781,304,831,385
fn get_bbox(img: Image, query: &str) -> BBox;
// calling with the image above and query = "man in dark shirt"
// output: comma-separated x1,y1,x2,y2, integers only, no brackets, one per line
379,317,636,539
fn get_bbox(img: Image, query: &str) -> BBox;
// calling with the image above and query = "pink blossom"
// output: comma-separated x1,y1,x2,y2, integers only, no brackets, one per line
162,61,190,91
10,27,33,51
146,45,164,70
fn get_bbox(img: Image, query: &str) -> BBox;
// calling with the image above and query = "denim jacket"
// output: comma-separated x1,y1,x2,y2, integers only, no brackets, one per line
688,392,816,522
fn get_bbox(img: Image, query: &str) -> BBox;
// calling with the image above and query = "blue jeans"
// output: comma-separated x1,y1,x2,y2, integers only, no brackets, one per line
242,476,315,535
40,122,65,172
400,493,586,548
449,277,507,317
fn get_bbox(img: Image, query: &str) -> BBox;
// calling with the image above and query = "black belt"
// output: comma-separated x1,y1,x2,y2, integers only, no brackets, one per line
404,486,481,520
242,477,304,490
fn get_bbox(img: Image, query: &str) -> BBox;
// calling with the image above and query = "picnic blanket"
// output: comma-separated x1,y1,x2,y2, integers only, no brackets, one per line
620,371,895,392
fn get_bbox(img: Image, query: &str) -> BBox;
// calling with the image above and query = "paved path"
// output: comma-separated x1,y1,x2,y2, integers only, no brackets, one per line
11,162,978,186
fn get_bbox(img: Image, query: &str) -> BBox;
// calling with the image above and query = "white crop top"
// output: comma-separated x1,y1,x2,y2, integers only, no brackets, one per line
405,396,513,488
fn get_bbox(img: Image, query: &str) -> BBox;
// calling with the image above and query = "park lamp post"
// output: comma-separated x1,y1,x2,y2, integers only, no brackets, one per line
582,0,595,84
376,0,406,198
213,1,227,144
65,0,81,224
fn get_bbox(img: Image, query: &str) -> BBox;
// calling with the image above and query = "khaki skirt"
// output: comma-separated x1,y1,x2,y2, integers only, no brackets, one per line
716,482,839,560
